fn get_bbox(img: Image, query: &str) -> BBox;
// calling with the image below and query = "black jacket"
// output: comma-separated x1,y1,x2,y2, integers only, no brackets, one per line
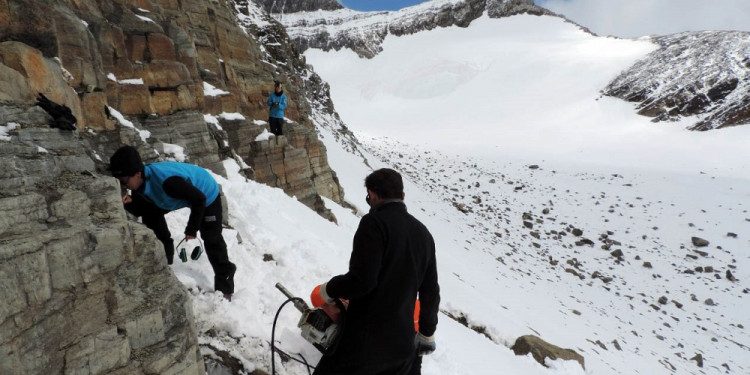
323,201,440,373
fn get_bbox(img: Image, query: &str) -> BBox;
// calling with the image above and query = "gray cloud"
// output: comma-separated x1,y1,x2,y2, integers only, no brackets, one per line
536,0,750,38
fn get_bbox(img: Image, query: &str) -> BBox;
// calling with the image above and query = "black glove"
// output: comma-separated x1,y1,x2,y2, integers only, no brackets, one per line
415,332,435,356
272,102,279,107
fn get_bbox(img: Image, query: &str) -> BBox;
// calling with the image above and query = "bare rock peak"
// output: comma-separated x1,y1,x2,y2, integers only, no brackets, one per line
604,30,750,130
254,0,344,13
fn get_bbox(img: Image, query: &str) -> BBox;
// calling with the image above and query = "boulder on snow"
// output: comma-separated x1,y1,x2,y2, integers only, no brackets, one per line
726,270,737,282
691,237,709,247
690,353,704,368
511,335,585,370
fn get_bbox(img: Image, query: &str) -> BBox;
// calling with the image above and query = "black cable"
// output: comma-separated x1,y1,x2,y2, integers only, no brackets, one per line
270,346,315,373
272,297,316,375
278,351,314,372
296,352,313,375
267,343,316,371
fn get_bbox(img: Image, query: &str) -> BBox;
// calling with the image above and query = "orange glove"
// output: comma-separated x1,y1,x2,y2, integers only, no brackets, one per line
414,299,421,332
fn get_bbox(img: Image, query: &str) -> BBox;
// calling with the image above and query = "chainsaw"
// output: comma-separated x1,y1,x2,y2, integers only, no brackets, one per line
275,283,341,353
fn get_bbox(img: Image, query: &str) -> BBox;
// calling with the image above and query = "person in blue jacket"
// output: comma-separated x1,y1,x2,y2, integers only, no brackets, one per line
267,81,287,136
109,145,236,300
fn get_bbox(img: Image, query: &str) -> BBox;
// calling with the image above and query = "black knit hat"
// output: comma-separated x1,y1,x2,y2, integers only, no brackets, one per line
109,145,144,177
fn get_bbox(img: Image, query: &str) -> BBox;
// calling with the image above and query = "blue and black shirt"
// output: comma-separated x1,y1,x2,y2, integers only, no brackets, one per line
136,161,220,236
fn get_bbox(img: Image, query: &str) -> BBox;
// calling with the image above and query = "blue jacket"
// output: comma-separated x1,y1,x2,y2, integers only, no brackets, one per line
267,91,287,119
141,162,220,211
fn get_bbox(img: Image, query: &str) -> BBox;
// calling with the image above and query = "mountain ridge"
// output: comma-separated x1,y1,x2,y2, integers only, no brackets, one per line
275,0,750,129
267,0,558,58
603,30,750,131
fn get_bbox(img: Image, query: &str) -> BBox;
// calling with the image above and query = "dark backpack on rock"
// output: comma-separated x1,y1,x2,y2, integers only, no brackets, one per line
36,93,77,131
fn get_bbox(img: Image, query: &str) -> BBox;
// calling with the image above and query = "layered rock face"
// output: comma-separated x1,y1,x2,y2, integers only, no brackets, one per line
274,0,553,58
1,0,351,373
219,117,341,221
0,124,203,374
0,0,344,211
604,31,750,131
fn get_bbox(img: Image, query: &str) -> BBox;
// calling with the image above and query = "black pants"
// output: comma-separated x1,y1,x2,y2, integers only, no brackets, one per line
408,355,422,375
313,355,413,375
125,194,236,294
269,117,284,136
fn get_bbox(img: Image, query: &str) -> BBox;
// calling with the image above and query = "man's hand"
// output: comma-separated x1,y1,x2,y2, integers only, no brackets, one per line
320,300,346,323
122,194,132,204
415,332,436,356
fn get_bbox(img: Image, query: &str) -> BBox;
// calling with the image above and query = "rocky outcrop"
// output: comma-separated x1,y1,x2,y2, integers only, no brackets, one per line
0,41,85,128
219,117,340,221
486,0,551,18
140,110,226,174
0,0,355,372
0,0,346,212
237,1,347,213
0,0,353,210
511,335,585,370
0,125,204,375
274,0,556,58
603,31,750,131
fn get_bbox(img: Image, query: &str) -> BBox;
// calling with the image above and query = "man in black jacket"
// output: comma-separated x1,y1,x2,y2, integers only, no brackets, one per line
313,168,440,375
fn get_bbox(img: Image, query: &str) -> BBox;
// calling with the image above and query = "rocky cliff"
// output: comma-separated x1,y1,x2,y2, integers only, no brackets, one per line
0,125,204,374
603,31,750,131
0,0,345,213
0,0,354,373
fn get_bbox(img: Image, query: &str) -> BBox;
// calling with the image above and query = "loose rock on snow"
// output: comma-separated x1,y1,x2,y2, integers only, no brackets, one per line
691,237,710,247
511,335,585,370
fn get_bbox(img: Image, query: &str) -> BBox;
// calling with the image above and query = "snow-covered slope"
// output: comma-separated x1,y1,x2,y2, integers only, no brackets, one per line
163,3,749,375
171,158,591,375
304,14,750,172
171,117,749,375
298,11,750,375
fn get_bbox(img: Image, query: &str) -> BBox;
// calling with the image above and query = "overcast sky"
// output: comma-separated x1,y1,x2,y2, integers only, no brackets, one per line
340,0,750,38
530,0,750,38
